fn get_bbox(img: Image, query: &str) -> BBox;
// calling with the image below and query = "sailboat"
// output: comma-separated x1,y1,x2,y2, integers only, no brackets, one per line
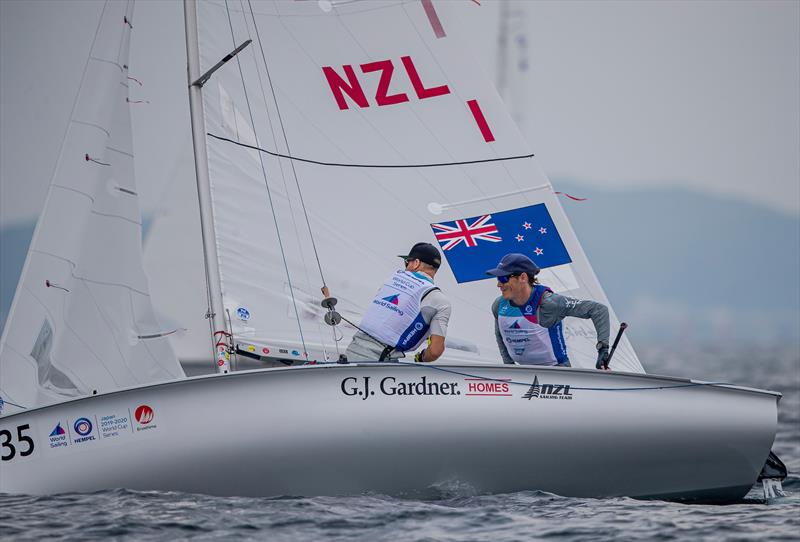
0,0,786,501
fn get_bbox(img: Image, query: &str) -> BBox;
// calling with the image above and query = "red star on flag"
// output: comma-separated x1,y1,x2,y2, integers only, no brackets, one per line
539,227,547,234
516,234,524,242
534,247,544,256
523,222,532,230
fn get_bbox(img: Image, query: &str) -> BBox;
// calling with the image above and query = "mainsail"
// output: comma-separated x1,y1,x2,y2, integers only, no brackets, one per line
187,0,643,372
0,1,184,415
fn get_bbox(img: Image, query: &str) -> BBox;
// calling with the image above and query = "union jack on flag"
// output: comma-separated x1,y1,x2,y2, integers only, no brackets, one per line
430,204,572,283
431,215,502,251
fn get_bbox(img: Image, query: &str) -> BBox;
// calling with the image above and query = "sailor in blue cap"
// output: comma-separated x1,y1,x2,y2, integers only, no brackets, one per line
486,253,610,369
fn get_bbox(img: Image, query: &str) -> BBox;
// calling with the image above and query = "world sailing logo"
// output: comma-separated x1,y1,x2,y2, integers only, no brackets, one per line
522,376,573,400
50,423,66,437
373,294,404,316
48,422,69,449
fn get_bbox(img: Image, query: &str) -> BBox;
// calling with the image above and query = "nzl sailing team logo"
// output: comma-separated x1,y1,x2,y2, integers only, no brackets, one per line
522,376,573,400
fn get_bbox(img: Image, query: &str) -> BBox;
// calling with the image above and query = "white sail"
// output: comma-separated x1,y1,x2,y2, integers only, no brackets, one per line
184,0,643,372
0,1,184,415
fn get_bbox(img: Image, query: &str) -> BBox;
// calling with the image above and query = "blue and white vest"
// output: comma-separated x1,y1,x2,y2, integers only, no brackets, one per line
497,285,568,365
359,270,438,351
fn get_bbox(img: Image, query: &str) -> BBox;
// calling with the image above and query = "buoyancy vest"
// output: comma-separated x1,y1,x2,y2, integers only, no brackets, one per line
497,285,568,365
359,270,438,351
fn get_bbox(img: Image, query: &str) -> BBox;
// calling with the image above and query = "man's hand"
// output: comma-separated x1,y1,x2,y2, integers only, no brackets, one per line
414,349,428,363
595,345,610,370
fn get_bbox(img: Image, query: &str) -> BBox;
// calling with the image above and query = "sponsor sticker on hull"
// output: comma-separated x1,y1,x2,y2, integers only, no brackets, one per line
47,422,69,449
464,378,512,397
133,404,158,432
72,417,97,444
522,376,574,400
341,376,461,400
99,412,132,439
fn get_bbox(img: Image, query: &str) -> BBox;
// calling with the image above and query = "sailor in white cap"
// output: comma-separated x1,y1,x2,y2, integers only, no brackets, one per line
344,242,452,363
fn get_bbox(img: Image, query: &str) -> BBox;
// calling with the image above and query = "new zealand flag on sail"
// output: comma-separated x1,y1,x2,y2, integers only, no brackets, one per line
431,204,572,283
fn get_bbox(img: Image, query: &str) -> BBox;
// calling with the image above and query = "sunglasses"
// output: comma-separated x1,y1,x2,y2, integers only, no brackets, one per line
497,273,521,284
403,258,418,266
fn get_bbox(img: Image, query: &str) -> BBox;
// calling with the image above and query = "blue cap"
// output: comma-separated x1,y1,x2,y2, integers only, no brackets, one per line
485,253,540,277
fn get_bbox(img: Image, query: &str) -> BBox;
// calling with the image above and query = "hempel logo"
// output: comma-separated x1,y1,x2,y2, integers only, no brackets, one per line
522,376,573,400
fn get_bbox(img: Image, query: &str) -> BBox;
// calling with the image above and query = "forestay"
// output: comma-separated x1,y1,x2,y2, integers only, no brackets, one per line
0,1,184,416
193,0,643,372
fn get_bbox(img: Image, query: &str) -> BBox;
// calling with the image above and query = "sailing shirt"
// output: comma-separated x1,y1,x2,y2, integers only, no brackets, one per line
495,285,568,365
359,270,442,351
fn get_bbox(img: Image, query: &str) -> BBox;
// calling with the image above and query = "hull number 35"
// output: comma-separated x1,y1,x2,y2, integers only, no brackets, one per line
0,423,35,461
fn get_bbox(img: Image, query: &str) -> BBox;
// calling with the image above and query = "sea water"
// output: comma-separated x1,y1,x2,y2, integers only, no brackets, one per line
1,344,798,541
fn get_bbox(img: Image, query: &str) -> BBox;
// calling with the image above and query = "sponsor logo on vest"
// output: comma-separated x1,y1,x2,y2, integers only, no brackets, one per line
508,320,522,330
373,295,405,316
524,305,533,315
465,378,511,396
341,376,460,400
522,376,573,400
72,417,96,443
401,322,426,345
48,422,69,448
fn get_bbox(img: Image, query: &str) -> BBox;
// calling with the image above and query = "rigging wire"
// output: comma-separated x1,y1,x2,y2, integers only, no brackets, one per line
245,0,328,288
222,0,309,357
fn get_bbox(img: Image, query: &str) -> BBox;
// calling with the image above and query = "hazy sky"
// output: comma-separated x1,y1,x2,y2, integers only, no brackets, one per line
1,0,798,228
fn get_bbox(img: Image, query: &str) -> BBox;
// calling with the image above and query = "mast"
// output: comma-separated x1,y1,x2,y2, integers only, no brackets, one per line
183,0,231,373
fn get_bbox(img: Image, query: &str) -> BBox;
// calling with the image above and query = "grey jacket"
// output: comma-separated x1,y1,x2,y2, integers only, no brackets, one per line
492,291,610,364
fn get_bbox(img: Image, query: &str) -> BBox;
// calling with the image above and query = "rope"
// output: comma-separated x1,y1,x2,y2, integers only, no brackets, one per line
0,398,27,410
208,132,535,169
393,361,734,391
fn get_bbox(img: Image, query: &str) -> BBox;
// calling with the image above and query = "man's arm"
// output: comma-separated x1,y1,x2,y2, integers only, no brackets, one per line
417,292,451,362
492,297,515,364
418,334,445,362
538,292,610,347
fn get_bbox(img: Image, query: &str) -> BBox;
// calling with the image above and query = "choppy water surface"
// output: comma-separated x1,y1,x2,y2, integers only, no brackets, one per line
2,345,798,541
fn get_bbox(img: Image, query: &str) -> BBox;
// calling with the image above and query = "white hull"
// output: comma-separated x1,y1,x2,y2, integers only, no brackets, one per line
0,364,779,502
